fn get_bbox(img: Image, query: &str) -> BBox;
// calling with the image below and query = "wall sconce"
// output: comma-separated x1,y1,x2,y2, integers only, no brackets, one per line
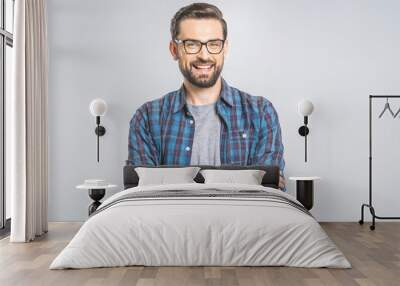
89,98,107,162
297,99,314,162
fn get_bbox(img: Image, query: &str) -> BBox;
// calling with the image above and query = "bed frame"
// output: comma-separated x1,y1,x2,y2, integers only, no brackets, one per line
123,163,280,190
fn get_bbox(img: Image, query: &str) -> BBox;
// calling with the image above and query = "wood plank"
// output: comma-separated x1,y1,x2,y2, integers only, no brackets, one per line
0,222,399,286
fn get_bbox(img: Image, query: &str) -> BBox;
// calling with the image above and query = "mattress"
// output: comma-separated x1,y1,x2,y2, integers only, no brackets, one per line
50,183,351,269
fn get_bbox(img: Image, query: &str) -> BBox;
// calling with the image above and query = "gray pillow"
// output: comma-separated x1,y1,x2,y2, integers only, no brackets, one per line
200,169,266,185
135,166,201,186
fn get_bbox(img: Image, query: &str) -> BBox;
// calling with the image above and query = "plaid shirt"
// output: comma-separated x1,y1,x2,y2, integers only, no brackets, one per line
128,77,286,189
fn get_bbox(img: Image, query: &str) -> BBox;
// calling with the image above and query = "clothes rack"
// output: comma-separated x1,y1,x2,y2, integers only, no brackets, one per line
359,95,400,230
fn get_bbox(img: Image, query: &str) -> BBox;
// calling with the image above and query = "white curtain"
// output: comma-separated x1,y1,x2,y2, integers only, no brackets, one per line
9,0,48,242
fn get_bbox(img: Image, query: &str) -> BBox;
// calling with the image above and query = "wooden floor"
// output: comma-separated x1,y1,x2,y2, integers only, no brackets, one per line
0,222,399,286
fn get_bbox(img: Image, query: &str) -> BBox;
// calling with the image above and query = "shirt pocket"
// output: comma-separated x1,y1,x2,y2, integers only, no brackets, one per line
228,128,254,165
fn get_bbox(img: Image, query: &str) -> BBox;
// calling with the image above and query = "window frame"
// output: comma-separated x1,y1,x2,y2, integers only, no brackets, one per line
0,0,14,232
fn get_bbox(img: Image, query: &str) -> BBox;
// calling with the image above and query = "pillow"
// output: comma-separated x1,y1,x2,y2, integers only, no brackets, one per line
200,169,266,185
135,166,201,186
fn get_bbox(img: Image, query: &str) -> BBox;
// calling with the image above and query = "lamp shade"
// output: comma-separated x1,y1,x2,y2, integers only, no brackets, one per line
89,98,107,116
298,99,314,116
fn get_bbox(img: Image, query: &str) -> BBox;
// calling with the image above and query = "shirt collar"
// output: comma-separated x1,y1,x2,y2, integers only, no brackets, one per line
172,77,234,114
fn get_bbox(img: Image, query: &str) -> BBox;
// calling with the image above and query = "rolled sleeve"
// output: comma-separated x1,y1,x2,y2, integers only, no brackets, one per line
254,100,286,191
127,104,159,166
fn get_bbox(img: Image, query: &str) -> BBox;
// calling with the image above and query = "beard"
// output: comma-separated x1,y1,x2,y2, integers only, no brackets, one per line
178,58,224,88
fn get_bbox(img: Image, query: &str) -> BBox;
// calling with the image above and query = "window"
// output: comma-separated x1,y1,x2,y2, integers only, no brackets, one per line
0,0,14,233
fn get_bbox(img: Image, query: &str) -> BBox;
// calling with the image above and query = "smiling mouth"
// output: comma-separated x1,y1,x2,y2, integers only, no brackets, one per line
192,64,214,72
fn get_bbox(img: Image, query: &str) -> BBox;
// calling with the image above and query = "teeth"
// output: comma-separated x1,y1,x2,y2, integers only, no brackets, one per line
194,65,212,69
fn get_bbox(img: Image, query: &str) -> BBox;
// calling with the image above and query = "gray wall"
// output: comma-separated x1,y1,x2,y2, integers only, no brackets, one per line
47,0,400,221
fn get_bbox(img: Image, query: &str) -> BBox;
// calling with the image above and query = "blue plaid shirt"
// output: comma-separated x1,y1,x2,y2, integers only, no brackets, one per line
128,77,286,190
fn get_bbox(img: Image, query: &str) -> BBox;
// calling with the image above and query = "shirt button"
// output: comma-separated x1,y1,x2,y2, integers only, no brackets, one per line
189,120,194,124
185,146,191,151
242,133,247,138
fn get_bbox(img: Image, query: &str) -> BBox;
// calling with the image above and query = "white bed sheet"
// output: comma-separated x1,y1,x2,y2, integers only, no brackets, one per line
50,183,351,269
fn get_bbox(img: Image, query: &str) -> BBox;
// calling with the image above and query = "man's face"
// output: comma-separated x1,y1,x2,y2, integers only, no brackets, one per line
170,18,228,88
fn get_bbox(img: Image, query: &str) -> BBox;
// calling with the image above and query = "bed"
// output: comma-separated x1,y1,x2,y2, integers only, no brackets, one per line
49,165,351,269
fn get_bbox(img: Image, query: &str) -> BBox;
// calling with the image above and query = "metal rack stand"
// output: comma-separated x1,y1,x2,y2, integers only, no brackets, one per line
359,95,400,230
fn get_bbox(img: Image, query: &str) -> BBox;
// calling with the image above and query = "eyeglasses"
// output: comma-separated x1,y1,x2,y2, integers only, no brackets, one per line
174,38,225,54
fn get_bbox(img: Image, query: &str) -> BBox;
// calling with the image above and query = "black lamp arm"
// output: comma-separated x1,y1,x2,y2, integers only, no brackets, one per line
94,116,106,162
298,116,310,162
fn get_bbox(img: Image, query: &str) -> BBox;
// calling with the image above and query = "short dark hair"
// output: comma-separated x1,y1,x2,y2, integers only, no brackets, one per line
170,2,228,41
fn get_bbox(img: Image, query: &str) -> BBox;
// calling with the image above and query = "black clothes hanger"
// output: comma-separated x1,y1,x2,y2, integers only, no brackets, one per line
378,97,395,118
394,106,400,118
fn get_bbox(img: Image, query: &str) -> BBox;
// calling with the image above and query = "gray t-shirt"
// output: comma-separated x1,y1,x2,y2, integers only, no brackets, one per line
186,102,221,166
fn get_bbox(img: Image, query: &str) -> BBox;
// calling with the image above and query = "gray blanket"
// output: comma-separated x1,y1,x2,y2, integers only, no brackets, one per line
91,189,312,218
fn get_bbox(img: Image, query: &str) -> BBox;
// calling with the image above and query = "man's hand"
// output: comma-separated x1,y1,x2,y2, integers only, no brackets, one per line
279,175,285,190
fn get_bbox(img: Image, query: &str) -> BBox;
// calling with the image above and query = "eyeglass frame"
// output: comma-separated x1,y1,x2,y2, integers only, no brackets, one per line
173,38,226,54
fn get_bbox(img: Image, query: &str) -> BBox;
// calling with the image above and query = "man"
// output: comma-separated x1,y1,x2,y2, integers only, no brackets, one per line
128,2,286,190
